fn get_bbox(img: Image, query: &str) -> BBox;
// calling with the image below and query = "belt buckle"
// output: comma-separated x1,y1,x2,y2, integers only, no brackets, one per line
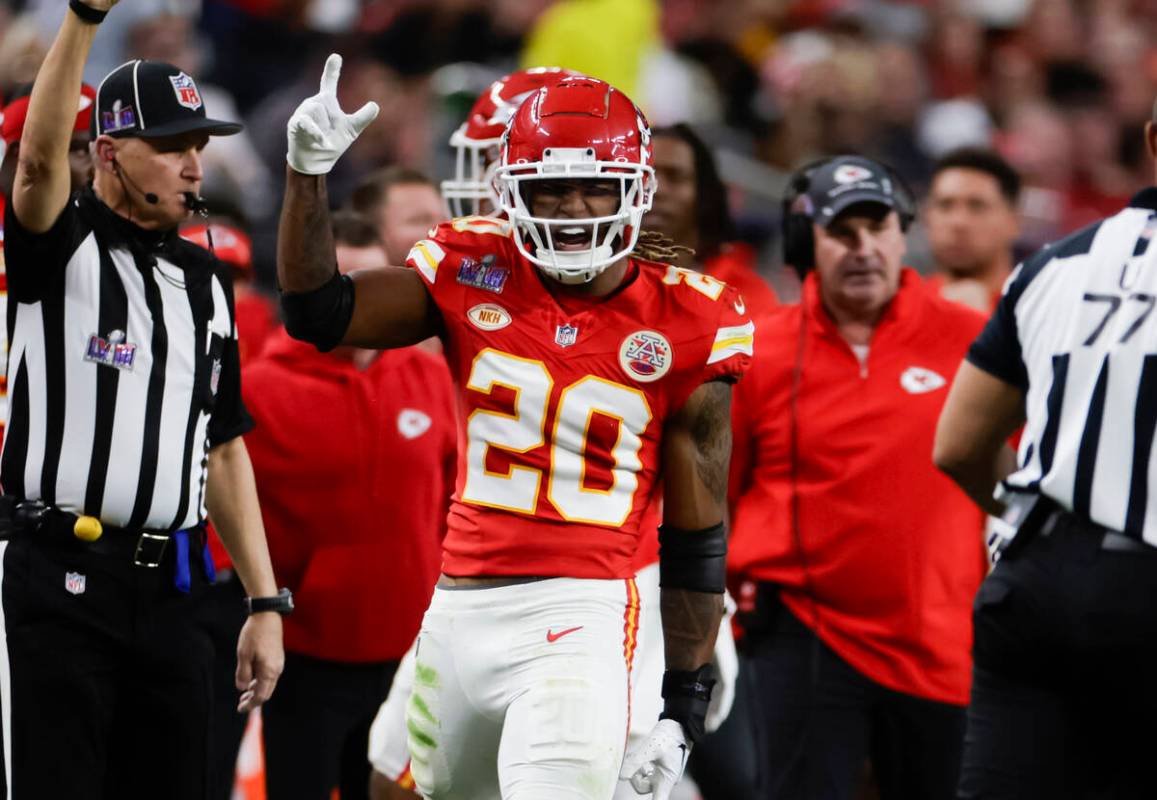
133,532,169,568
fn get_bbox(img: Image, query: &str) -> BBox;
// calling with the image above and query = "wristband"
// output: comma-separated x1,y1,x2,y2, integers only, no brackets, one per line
658,664,716,745
69,0,108,24
245,587,294,616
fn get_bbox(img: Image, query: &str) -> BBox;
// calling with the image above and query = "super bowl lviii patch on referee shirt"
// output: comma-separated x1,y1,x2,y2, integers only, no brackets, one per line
85,329,137,371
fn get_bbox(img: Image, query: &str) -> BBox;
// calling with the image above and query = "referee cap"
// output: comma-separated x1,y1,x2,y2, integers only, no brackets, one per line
93,60,242,139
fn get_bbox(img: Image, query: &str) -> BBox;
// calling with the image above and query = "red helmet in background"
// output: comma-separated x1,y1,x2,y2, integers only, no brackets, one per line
495,76,656,284
442,66,579,218
181,221,252,273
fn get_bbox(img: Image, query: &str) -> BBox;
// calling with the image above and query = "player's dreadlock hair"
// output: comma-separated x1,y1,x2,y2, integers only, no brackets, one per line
633,229,694,264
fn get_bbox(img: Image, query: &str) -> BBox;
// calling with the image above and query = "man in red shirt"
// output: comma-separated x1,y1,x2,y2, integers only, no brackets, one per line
729,156,990,800
247,212,458,799
279,63,751,800
924,148,1021,313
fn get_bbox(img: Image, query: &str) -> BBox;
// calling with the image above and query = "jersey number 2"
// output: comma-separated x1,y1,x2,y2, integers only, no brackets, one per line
462,349,653,526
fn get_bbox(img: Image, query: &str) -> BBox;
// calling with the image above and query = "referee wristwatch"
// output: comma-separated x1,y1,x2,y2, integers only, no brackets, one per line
245,587,294,616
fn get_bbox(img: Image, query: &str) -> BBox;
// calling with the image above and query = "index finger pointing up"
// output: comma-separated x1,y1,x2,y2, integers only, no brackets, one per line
320,53,343,96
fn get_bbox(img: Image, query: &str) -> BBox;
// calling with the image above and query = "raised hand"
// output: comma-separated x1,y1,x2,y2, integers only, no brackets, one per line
286,53,380,176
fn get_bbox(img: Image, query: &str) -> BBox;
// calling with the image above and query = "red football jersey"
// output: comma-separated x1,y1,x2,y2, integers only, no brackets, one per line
408,216,753,579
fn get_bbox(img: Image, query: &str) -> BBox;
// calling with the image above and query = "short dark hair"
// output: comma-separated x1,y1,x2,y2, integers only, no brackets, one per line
931,147,1021,205
651,124,735,260
347,166,437,216
331,211,382,249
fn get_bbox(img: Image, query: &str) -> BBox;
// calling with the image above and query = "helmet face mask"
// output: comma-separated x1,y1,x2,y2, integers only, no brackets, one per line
495,77,656,285
442,125,502,218
442,67,579,219
497,151,654,284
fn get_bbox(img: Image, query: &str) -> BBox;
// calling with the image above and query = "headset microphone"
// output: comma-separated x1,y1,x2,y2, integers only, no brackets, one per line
113,159,160,205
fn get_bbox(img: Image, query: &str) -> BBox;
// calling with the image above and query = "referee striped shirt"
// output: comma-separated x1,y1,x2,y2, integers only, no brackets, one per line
0,188,252,532
968,187,1157,543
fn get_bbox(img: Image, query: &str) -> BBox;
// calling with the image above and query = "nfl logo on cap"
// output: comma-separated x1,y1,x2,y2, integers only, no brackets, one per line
169,72,203,111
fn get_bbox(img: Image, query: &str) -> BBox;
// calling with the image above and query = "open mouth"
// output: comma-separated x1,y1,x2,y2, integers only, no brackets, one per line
552,226,596,250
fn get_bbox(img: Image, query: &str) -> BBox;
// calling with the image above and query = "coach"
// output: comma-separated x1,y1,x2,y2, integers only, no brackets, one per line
936,104,1157,799
0,0,283,796
728,156,992,800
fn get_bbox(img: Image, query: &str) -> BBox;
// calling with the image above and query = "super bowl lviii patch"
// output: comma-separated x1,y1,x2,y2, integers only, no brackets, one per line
85,330,137,371
456,255,509,294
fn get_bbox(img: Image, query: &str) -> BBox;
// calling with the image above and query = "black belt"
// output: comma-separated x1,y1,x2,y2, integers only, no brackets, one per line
1,498,179,568
1038,503,1157,556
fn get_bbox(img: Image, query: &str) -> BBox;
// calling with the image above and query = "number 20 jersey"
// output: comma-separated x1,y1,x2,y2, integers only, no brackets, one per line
407,217,754,579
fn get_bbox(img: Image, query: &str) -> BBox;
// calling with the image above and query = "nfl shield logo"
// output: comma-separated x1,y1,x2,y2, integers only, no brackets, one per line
169,72,203,111
555,323,579,348
65,572,86,596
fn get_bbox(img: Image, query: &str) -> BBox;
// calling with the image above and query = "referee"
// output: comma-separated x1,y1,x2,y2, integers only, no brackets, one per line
0,1,285,797
935,109,1157,797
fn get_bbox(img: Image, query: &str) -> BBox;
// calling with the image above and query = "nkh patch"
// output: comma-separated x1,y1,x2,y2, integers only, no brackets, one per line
65,571,86,595
85,329,137,371
619,330,672,383
456,254,509,294
169,72,203,111
555,323,579,348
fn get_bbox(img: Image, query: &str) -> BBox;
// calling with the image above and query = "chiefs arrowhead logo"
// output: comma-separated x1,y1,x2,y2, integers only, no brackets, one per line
899,366,947,395
397,409,432,440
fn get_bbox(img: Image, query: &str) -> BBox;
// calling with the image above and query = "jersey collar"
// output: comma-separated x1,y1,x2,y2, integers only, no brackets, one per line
1128,186,1157,211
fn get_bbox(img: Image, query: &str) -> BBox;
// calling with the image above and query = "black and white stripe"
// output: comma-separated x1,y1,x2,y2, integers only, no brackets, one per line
969,189,1157,543
1,190,248,532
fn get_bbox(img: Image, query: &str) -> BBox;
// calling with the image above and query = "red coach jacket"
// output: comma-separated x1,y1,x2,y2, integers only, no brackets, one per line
728,268,988,705
243,331,458,663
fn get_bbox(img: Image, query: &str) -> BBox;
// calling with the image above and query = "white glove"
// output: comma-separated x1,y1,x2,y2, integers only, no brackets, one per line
705,591,739,733
619,718,690,800
286,53,380,175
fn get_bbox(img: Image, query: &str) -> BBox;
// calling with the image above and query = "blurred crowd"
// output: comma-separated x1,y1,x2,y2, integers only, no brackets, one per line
4,0,1156,299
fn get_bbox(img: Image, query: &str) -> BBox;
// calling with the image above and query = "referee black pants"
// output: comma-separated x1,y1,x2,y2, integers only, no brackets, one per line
745,591,965,800
958,514,1157,799
0,531,215,799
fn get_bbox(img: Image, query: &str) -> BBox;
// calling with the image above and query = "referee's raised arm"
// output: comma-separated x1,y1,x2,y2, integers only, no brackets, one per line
10,0,114,233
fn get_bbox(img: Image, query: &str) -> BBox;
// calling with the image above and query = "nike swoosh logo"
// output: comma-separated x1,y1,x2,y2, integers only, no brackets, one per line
546,626,583,643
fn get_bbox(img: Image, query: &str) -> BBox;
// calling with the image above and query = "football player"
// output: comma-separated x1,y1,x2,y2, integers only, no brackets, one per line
279,57,753,800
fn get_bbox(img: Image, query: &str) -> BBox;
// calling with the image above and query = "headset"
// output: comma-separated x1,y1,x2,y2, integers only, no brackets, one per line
781,155,917,277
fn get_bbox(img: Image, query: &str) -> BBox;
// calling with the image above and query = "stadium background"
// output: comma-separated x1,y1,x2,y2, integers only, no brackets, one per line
1,0,1156,797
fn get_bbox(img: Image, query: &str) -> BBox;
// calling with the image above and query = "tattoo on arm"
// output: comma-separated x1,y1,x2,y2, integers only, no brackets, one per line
277,170,339,293
688,380,732,505
661,589,724,670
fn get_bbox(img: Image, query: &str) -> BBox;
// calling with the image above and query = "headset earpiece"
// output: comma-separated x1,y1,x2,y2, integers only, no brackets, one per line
782,157,834,279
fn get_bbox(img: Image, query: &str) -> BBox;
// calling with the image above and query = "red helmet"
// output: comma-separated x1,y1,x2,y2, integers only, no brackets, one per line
181,222,252,272
442,67,580,218
495,76,656,284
